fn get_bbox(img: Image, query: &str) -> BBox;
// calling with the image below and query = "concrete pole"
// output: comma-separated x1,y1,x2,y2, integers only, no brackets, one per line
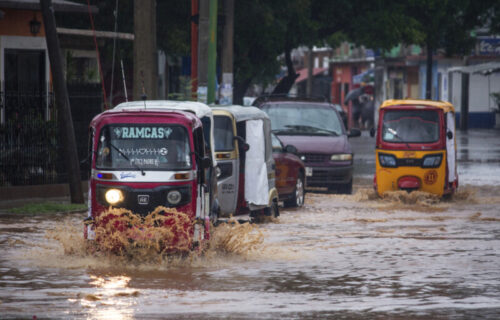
207,0,218,104
191,0,199,96
133,0,157,100
425,44,432,99
197,0,209,103
220,0,234,105
460,72,469,131
40,0,83,203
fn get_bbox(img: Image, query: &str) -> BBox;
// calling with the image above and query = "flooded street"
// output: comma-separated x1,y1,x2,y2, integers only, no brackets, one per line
1,130,500,319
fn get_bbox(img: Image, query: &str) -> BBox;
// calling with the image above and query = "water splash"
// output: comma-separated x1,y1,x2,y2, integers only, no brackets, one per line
91,206,193,256
33,210,269,270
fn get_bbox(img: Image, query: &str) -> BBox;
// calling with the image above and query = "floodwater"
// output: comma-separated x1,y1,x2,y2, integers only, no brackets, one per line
1,130,500,319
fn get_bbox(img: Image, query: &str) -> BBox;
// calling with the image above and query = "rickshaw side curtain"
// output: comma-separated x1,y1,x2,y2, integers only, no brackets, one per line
245,119,269,206
446,112,456,183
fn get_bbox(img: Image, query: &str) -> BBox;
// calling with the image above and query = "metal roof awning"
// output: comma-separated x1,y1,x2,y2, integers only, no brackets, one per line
57,27,134,41
448,62,500,75
0,0,98,13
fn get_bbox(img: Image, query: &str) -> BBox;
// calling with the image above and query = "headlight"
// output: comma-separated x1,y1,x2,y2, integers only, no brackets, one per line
331,154,352,161
105,189,124,205
167,190,182,205
300,155,306,161
379,153,397,167
422,154,442,168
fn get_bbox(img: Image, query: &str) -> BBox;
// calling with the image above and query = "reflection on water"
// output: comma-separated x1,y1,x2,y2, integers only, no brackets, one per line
74,275,134,320
1,184,500,319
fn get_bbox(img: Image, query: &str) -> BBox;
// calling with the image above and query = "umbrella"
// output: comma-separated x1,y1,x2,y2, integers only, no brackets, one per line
344,85,374,104
344,87,364,104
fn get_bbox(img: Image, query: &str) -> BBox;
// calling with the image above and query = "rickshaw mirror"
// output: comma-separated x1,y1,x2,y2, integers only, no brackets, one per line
201,156,212,169
234,136,250,152
447,131,453,139
370,127,376,137
241,143,250,152
348,128,362,138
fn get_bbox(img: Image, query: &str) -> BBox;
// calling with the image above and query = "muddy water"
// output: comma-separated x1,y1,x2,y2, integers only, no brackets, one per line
1,183,500,319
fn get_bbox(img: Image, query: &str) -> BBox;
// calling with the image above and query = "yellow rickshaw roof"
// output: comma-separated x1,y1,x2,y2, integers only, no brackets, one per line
380,99,455,113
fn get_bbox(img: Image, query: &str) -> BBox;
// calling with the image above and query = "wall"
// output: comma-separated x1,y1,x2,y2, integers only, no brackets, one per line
0,9,46,37
449,71,500,128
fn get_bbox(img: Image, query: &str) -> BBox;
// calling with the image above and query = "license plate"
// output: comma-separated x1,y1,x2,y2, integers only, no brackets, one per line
138,195,149,205
305,167,313,177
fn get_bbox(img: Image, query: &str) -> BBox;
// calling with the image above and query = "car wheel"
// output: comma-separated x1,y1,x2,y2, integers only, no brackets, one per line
284,173,305,208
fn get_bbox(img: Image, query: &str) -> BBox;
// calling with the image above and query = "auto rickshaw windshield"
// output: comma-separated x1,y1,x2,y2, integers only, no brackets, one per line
382,110,440,143
214,115,235,151
96,124,192,170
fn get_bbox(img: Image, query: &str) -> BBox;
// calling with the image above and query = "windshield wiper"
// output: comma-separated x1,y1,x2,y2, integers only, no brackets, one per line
284,125,339,136
387,128,411,149
108,142,146,176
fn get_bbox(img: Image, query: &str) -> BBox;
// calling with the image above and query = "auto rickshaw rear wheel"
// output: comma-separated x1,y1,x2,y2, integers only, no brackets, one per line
251,200,279,223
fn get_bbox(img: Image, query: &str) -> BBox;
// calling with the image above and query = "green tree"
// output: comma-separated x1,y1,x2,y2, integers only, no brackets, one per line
403,0,494,99
233,0,283,103
232,0,418,101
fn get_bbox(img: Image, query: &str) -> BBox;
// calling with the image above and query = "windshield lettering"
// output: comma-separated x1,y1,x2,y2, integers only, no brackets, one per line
114,126,172,139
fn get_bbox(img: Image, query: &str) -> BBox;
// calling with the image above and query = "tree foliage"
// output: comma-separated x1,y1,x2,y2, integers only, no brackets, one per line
55,0,500,104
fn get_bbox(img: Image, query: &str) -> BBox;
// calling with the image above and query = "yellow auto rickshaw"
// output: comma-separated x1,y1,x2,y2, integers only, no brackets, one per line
371,99,458,197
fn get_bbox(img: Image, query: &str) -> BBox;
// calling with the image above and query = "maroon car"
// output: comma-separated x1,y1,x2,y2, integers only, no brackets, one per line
272,133,305,207
258,98,360,194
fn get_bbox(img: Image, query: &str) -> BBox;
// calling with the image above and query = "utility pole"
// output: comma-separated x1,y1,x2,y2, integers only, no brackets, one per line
197,0,209,103
40,0,84,203
460,72,469,131
133,0,157,100
207,0,218,104
220,0,234,105
191,0,199,97
425,44,432,99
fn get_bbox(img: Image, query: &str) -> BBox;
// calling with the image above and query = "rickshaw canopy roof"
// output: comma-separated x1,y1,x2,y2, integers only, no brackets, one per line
114,100,214,119
211,105,270,122
113,100,217,166
90,108,202,129
380,99,455,113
